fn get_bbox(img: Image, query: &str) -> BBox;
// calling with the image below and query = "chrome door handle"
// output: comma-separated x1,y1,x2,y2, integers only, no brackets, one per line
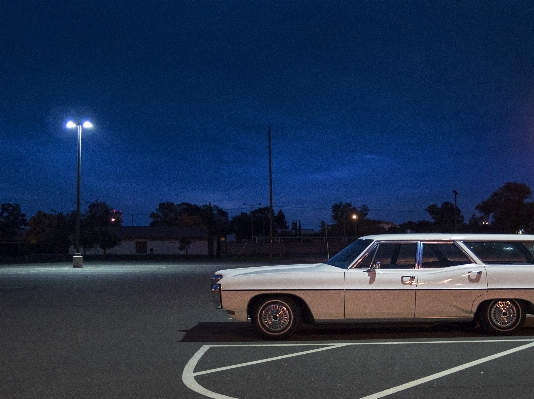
401,276,416,285
468,270,483,282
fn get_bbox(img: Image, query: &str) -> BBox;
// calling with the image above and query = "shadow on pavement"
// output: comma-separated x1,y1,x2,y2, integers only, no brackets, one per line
179,321,534,342
179,322,259,342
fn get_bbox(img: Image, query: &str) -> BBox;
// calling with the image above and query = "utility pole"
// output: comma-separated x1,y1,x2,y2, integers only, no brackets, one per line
453,190,458,232
268,127,273,258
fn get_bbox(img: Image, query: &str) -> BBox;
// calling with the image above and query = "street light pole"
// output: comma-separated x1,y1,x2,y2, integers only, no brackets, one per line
452,190,458,233
66,120,93,268
352,213,358,237
268,127,273,259
76,124,81,260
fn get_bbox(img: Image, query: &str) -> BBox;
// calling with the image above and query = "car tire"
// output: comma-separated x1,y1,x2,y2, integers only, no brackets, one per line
252,297,301,340
479,299,525,335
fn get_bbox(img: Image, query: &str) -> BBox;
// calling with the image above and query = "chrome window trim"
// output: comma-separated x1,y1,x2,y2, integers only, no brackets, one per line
349,240,420,269
344,240,376,269
349,240,481,270
455,241,485,265
417,240,479,269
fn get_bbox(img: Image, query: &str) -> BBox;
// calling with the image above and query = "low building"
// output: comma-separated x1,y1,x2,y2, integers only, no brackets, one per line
72,226,208,256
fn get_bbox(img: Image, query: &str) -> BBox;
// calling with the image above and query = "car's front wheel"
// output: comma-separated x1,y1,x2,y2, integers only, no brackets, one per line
479,299,525,335
252,297,301,339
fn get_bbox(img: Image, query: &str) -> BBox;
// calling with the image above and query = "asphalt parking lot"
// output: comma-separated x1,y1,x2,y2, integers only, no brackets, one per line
2,262,534,398
184,339,534,398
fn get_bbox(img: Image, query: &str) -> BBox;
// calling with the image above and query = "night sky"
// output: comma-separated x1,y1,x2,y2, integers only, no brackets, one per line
1,1,533,229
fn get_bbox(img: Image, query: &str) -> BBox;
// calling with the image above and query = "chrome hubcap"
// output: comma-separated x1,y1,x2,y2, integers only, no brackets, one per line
490,300,518,328
260,302,291,332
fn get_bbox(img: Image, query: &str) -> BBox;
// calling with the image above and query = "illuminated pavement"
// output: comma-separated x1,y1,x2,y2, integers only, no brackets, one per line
0,261,224,398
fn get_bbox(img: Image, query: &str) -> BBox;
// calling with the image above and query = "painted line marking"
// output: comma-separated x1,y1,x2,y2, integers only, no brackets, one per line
360,341,534,399
191,343,350,376
182,339,534,399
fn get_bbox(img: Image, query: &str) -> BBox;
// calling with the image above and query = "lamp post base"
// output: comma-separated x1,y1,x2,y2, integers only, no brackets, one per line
73,254,84,268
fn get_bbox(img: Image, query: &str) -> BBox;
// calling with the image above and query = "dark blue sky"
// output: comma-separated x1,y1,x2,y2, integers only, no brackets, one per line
1,1,533,229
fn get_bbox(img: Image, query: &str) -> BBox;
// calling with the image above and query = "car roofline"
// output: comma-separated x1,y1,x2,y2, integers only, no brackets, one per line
358,233,534,241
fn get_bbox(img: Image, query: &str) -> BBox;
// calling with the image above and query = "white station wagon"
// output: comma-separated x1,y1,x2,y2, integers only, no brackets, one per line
211,234,534,339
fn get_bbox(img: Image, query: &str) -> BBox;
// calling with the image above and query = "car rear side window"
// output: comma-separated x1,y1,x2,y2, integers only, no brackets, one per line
463,241,534,264
421,243,472,268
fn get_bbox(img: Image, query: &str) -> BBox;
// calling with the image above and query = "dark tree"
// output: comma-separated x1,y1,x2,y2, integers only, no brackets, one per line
229,212,252,240
250,207,270,238
150,202,229,258
78,201,121,254
467,213,491,233
179,237,192,255
95,228,120,255
213,206,230,258
396,220,435,233
0,203,27,242
229,207,288,240
85,201,119,227
331,202,356,235
24,211,70,254
426,201,464,232
149,202,181,226
250,207,287,237
201,204,230,259
274,209,289,231
475,182,533,233
149,202,203,227
331,202,359,236
358,204,370,219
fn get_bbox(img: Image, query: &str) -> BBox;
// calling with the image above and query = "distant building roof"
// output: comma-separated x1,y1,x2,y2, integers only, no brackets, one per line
110,226,207,240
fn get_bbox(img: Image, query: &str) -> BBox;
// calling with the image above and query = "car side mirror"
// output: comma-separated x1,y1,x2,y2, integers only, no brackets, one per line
365,262,381,272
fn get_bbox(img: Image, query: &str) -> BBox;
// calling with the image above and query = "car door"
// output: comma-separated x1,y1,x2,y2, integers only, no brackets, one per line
415,242,487,319
345,242,417,320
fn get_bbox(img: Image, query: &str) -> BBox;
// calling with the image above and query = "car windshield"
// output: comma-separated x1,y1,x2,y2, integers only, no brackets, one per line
327,239,373,269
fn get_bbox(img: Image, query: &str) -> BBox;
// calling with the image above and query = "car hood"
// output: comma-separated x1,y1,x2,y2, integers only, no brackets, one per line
214,262,345,291
214,263,326,278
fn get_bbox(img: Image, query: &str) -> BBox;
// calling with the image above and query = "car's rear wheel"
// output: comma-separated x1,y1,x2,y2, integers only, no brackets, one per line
479,299,525,335
252,297,301,340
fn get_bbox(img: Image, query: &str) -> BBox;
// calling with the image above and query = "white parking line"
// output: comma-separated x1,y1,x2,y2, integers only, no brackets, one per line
182,346,232,399
193,343,352,376
360,341,534,399
182,343,350,399
182,339,534,399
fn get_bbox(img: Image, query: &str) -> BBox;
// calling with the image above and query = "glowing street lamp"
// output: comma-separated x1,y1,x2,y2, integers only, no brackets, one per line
66,120,93,268
352,213,358,237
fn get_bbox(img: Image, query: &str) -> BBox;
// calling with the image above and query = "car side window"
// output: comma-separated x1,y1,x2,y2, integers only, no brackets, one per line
463,241,534,264
358,243,417,269
421,243,472,268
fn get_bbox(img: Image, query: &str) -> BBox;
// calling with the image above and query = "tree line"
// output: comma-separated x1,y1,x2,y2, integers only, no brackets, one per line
2,182,534,256
0,201,122,256
397,182,534,234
